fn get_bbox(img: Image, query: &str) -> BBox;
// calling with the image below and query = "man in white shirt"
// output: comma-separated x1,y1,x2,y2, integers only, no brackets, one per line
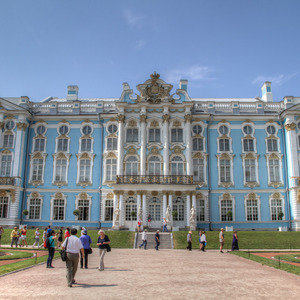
138,229,147,249
62,228,84,287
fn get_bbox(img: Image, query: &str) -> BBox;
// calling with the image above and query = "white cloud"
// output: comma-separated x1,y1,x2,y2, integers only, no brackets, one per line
123,9,144,29
165,65,214,84
252,73,298,86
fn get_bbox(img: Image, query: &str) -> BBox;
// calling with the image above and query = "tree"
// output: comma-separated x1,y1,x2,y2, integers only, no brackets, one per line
278,211,284,220
226,211,232,221
22,209,29,216
172,210,178,221
73,209,80,218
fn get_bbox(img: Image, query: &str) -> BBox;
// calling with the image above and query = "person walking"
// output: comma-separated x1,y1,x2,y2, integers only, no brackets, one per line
62,228,84,287
137,220,142,232
186,231,192,251
64,227,70,239
42,227,47,247
155,230,160,250
231,231,239,251
79,229,92,269
200,231,206,252
32,228,40,248
219,228,225,253
20,225,28,247
57,227,63,249
0,226,4,247
139,229,148,249
163,218,168,232
47,230,56,268
147,214,152,228
10,226,19,247
97,229,111,271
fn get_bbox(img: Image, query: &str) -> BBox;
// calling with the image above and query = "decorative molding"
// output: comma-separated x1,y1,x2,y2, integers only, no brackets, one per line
118,114,125,123
184,114,192,123
162,114,170,123
140,114,147,123
285,123,296,131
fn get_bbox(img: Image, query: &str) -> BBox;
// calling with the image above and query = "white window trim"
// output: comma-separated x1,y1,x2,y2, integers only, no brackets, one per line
170,153,186,175
0,150,13,177
244,193,261,221
106,122,118,135
124,154,140,175
147,154,163,175
32,136,47,153
29,152,47,185
75,193,92,221
125,119,140,144
103,152,118,183
50,192,67,221
52,152,71,185
216,153,235,187
0,193,11,219
2,131,15,148
101,192,115,222
265,153,284,187
105,134,118,152
26,192,44,220
269,193,285,221
196,193,208,222
192,153,208,185
241,153,260,187
218,193,235,222
76,152,95,185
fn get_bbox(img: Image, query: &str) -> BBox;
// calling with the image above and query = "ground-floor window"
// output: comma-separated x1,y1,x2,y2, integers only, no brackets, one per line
196,199,205,221
221,200,233,221
78,199,89,221
173,197,184,221
28,198,41,219
53,199,65,220
148,197,161,221
271,199,283,220
105,199,114,221
125,197,137,221
0,196,8,218
246,199,258,221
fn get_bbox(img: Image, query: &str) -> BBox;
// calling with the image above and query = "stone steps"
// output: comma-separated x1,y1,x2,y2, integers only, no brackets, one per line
135,232,173,249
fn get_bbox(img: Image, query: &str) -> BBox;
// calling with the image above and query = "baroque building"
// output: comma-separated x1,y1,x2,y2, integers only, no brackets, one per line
1,73,300,230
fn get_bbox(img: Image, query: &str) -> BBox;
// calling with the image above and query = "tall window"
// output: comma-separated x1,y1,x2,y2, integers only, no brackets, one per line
193,158,204,182
125,197,137,221
78,199,89,221
57,138,68,152
148,156,161,175
269,159,280,182
1,155,12,176
243,139,254,152
193,138,203,151
53,199,65,220
79,159,91,182
245,159,256,182
271,199,283,220
55,159,67,181
32,158,43,181
220,159,231,182
106,159,117,181
125,156,138,176
3,134,14,148
246,199,258,221
107,138,117,150
28,198,41,219
126,128,138,142
171,156,184,175
196,199,205,221
267,139,278,152
105,199,114,221
81,138,92,152
221,200,233,221
34,138,45,152
219,139,230,151
148,197,161,221
171,128,183,142
173,198,184,221
0,196,8,218
149,128,160,142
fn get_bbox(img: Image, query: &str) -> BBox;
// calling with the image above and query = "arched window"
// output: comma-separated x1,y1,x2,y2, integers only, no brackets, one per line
125,197,137,221
55,158,67,181
148,156,161,175
171,156,184,175
0,155,12,176
220,199,233,221
126,156,138,175
193,158,204,182
79,159,91,182
106,158,117,181
148,197,161,221
173,197,184,221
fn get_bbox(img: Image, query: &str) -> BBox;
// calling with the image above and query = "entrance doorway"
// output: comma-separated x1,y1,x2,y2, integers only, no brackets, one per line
148,197,162,228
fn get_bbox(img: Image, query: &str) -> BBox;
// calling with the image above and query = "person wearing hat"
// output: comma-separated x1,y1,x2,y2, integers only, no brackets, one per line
219,228,225,253
97,229,111,271
186,231,192,251
155,230,160,250
139,229,148,249
79,229,92,269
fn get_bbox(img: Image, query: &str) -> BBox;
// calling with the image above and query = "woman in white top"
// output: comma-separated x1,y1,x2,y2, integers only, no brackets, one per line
200,231,206,252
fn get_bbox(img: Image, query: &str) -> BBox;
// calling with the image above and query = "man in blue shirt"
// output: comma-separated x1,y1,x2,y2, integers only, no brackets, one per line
79,229,92,269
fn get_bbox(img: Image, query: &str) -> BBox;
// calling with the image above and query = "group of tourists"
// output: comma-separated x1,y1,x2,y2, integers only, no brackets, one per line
10,225,29,247
187,228,239,252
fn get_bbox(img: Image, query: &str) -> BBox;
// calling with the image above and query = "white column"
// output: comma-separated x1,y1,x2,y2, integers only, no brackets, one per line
169,193,173,226
163,114,170,175
117,115,125,176
185,115,192,175
192,193,196,209
163,192,167,218
142,193,147,225
113,194,118,227
13,123,26,176
137,193,141,211
186,193,191,227
140,115,147,175
119,193,124,227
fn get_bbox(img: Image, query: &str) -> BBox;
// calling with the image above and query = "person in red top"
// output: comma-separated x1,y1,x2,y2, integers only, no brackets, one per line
64,227,70,239
21,225,28,247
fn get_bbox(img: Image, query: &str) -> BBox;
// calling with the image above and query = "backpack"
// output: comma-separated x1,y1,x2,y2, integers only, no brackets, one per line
44,238,51,248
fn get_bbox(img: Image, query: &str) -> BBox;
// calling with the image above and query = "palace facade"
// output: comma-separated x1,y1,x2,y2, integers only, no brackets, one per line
1,73,300,230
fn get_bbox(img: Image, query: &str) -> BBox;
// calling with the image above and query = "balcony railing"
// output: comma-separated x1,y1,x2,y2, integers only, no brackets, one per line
0,177,15,185
116,175,194,185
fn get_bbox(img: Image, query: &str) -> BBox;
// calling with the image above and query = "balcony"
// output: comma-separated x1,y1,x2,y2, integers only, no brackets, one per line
116,175,194,185
0,177,15,186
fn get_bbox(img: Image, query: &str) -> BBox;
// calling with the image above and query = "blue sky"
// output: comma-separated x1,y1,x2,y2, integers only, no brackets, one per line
0,0,300,102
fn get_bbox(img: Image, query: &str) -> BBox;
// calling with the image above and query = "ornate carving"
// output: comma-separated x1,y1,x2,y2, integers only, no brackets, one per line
175,191,182,196
173,146,182,154
173,120,181,128
55,192,63,199
140,114,147,123
196,193,203,199
128,120,137,127
150,120,159,127
128,147,136,154
107,192,114,199
17,123,27,131
79,192,88,200
162,114,170,123
118,114,125,123
107,152,117,158
184,114,192,123
223,193,231,200
150,147,159,154
285,123,296,131
248,193,256,200
0,190,7,197
245,182,259,188
0,122,4,129
152,191,158,196
273,192,281,199
128,191,135,196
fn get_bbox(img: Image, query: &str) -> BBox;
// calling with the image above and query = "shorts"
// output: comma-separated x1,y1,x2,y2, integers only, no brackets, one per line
220,241,224,246
58,237,63,242
21,235,27,240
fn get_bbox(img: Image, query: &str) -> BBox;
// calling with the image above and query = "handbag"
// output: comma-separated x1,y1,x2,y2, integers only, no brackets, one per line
88,248,93,254
106,245,111,252
60,238,69,262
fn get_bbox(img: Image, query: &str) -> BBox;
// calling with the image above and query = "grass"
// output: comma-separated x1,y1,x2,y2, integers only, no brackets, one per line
172,231,300,249
0,250,33,260
273,254,300,263
230,251,300,276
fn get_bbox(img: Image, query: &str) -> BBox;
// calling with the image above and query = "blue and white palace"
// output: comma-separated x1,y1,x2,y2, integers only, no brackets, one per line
1,73,300,231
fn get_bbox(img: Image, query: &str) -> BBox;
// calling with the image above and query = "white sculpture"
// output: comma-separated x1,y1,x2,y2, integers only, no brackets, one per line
189,205,196,228
165,205,171,223
138,206,143,221
114,205,120,223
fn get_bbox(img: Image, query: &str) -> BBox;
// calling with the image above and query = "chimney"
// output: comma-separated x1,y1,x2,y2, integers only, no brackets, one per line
261,82,273,102
67,85,79,101
179,79,188,91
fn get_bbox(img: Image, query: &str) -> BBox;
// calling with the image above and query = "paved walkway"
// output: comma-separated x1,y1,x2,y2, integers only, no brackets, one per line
1,249,300,300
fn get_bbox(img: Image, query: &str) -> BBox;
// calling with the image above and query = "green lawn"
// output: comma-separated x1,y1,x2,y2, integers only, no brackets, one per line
0,250,33,260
